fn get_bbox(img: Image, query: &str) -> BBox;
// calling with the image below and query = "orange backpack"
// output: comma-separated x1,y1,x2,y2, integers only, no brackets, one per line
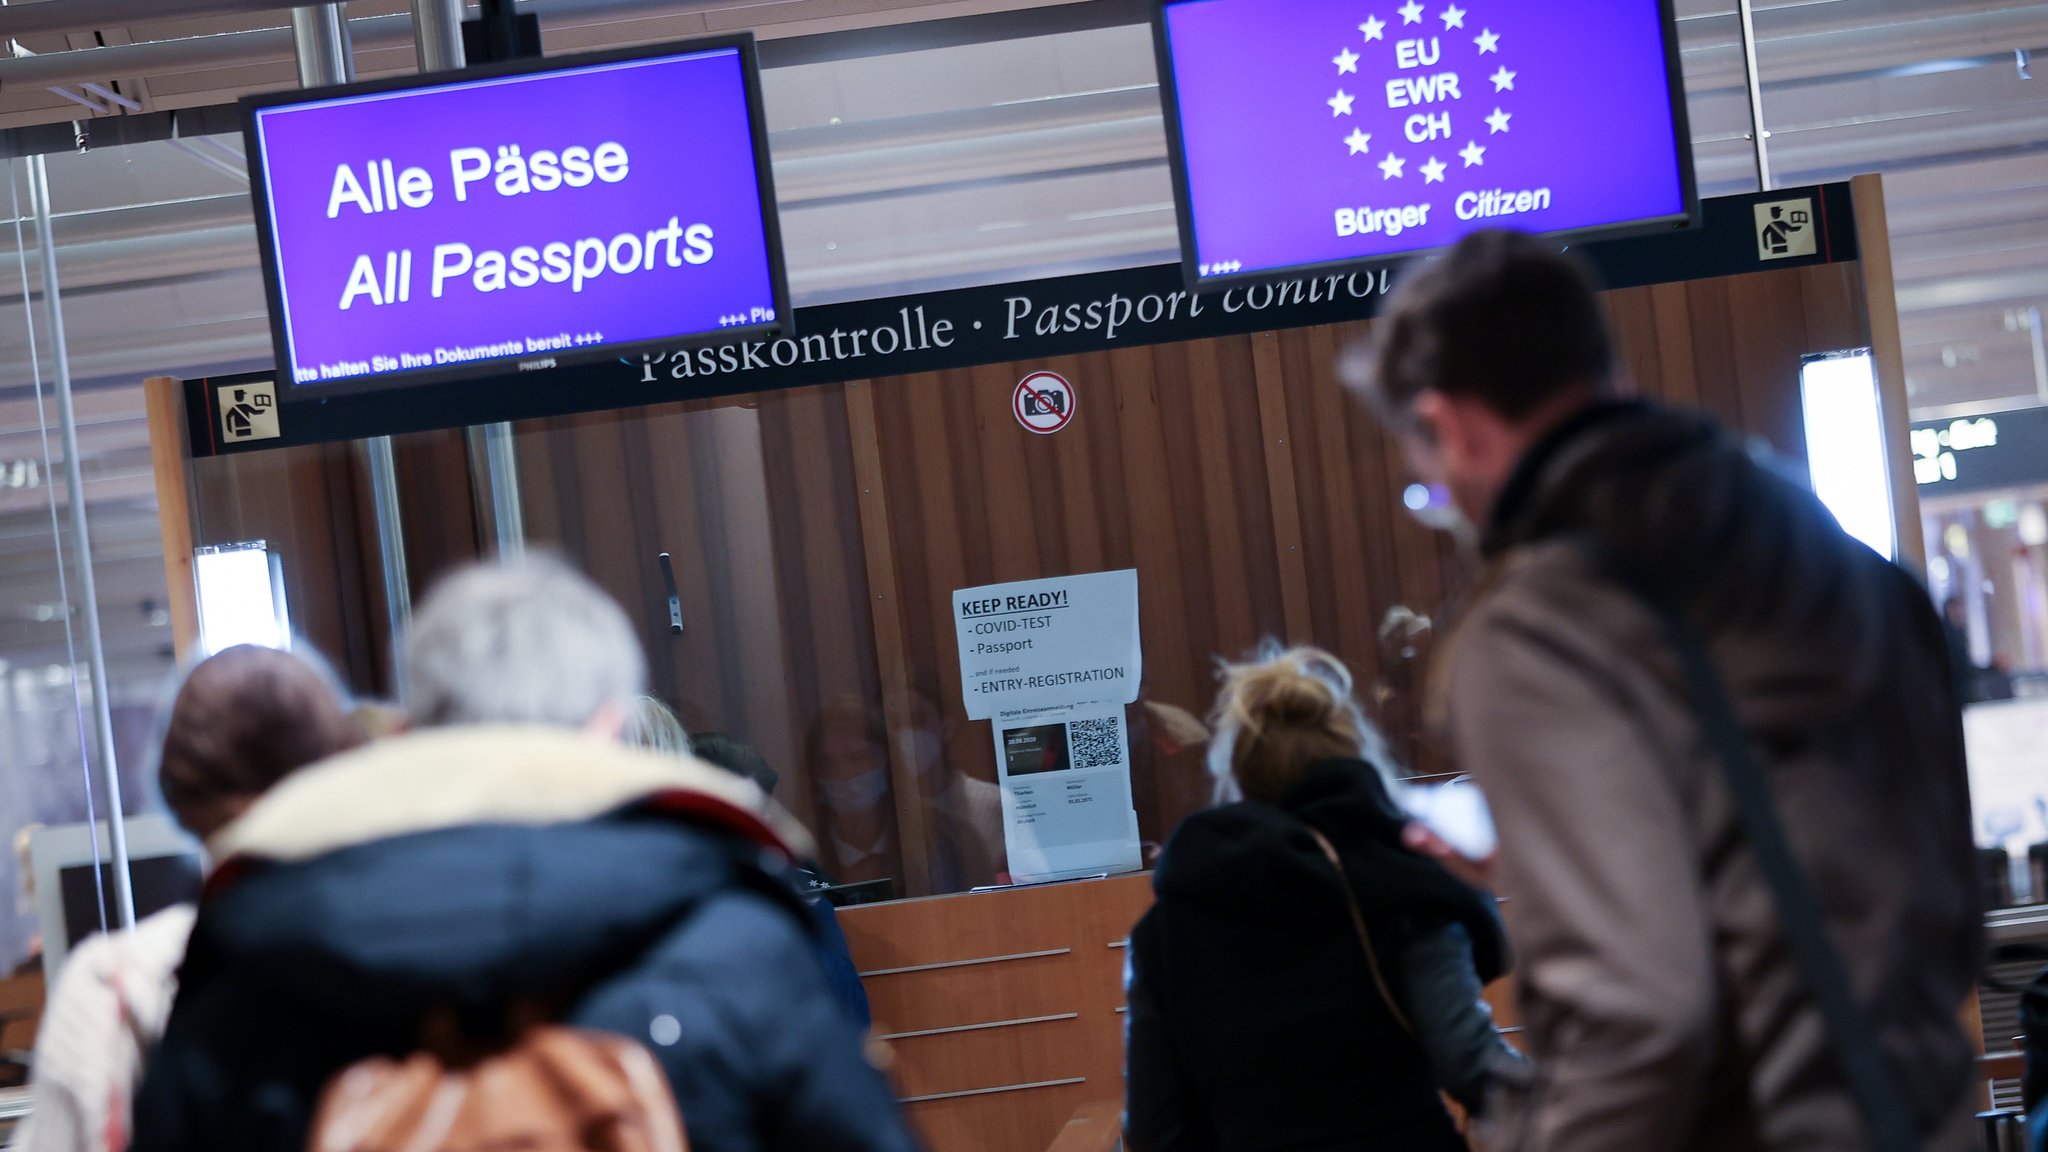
307,1022,688,1152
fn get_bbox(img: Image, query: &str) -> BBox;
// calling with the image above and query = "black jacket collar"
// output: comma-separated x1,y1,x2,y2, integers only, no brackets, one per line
1483,398,1646,557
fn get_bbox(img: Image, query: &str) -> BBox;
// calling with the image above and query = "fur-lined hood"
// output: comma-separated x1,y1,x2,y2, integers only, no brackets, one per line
212,725,815,871
180,726,826,1026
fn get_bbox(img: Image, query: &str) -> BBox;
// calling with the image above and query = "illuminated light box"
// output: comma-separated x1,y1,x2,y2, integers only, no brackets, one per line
194,541,292,655
1800,350,1896,561
1154,0,1696,286
243,35,788,392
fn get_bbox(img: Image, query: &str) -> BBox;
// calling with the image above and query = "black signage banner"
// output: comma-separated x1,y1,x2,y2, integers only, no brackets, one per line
1911,405,2048,498
188,182,1858,456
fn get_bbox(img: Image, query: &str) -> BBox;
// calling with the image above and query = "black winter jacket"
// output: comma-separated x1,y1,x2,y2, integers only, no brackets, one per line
1124,759,1511,1152
130,727,919,1152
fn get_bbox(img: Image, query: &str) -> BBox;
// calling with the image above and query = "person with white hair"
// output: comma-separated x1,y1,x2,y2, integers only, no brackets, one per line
132,556,918,1152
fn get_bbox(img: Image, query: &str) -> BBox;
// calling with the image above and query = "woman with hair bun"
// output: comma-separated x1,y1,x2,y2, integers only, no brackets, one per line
1123,646,1519,1152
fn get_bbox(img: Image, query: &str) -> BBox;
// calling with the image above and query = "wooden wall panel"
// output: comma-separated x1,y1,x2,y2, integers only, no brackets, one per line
1726,270,1819,468
764,386,888,845
185,426,483,697
188,442,384,693
1850,173,1928,571
389,428,482,595
863,340,1294,870
144,377,201,662
509,390,871,841
840,874,1152,1152
1248,264,1876,770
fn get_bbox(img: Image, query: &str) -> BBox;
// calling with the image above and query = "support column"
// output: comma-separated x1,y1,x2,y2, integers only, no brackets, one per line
415,0,526,558
1735,0,1772,191
289,3,349,84
412,0,465,72
293,7,416,671
30,153,132,930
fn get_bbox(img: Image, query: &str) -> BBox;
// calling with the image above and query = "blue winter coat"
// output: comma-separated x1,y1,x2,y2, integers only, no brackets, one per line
128,727,919,1152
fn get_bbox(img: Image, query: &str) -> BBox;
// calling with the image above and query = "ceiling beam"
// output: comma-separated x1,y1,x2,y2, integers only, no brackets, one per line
0,0,307,39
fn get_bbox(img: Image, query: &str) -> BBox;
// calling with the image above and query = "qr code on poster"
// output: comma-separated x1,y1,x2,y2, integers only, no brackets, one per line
1069,714,1124,770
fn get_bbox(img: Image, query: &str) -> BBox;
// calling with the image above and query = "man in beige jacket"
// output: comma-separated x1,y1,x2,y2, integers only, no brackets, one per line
1349,230,1981,1151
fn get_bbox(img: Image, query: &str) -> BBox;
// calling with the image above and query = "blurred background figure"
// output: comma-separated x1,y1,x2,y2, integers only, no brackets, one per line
1123,645,1516,1152
1946,595,2017,703
622,694,694,758
21,644,363,1152
687,730,868,1031
131,556,916,1152
618,701,866,1029
805,697,899,885
688,731,780,796
12,829,42,979
896,688,1000,894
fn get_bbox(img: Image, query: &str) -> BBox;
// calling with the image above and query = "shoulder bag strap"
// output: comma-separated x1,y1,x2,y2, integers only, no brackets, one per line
1587,547,1922,1152
1305,826,1415,1040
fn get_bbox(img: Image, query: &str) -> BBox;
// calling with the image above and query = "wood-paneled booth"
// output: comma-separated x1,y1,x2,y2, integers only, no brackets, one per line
147,176,1921,1152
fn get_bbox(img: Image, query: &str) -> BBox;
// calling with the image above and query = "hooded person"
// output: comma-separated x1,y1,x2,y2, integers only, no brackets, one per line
130,557,918,1152
21,643,366,1152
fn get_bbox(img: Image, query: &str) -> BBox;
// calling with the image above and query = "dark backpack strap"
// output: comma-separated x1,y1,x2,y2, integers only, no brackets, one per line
1582,544,1923,1152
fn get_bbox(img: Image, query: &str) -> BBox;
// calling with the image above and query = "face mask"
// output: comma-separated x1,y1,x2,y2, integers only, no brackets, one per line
822,768,890,810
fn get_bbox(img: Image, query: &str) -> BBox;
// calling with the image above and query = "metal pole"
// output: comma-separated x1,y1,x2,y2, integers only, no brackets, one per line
483,426,524,555
289,3,350,86
2029,306,2047,406
1735,0,1772,191
417,0,528,558
412,0,465,72
292,7,417,673
28,152,133,930
363,435,412,650
466,424,527,557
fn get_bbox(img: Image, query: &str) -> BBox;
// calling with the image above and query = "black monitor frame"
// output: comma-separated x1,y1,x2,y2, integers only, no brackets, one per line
1149,0,1700,293
240,32,792,398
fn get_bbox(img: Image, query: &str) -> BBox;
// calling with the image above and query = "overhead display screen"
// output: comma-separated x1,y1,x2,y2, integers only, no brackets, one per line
1155,0,1695,286
243,36,788,391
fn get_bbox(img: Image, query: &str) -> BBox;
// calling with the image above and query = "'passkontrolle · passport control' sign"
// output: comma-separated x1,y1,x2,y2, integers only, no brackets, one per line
242,39,786,392
1156,0,1694,285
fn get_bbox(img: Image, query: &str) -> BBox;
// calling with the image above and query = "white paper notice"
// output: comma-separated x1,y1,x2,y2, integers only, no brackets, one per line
953,569,1141,722
993,701,1143,882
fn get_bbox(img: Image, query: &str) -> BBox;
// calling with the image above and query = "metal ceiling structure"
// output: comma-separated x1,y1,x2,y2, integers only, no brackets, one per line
0,0,2045,700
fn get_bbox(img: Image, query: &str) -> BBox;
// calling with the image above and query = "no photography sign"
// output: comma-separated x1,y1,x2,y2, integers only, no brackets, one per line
1014,371,1075,435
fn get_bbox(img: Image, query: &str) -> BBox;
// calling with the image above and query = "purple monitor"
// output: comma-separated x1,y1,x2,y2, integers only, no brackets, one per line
243,35,788,392
1154,0,1696,287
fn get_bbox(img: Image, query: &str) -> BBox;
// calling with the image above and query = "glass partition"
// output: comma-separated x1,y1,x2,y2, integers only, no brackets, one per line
0,155,180,1005
3,0,1903,923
